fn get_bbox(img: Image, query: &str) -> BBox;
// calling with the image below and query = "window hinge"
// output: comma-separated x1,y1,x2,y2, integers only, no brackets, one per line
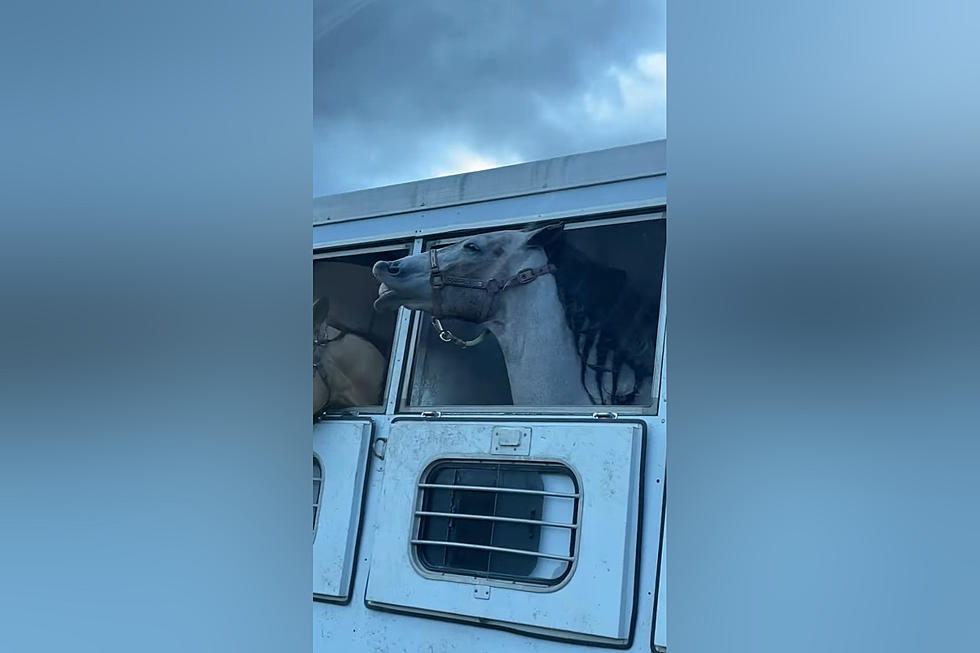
473,585,490,600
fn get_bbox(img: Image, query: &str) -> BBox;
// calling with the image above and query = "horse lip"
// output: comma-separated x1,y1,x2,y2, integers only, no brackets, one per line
372,273,427,311
376,282,402,302
373,281,405,311
373,290,401,312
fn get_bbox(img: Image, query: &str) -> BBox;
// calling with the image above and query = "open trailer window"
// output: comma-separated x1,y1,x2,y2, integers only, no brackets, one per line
412,460,578,587
313,245,409,415
372,215,665,410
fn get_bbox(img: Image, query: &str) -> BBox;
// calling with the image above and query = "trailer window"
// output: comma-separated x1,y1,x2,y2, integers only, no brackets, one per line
413,461,578,586
314,246,408,414
400,217,665,409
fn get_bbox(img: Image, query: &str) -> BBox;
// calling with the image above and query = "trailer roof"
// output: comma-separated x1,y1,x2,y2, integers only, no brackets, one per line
314,139,665,226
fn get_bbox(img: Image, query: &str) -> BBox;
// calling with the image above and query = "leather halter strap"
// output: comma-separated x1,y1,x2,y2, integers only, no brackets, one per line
428,246,557,324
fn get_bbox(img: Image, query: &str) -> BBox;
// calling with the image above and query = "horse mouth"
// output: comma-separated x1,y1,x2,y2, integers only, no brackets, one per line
373,282,402,311
372,261,430,312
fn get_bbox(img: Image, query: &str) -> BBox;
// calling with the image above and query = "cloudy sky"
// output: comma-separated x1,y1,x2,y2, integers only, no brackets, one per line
314,0,665,197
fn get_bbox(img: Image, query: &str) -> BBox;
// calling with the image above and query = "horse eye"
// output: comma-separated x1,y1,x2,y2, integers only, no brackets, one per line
463,242,481,253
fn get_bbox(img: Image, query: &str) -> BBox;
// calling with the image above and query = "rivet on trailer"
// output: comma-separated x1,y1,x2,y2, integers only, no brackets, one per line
312,140,667,652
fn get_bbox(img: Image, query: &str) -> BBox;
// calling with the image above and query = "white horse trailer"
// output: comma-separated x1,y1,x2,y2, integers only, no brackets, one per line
312,140,666,652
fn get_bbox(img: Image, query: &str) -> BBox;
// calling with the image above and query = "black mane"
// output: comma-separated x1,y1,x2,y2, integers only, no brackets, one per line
540,232,660,404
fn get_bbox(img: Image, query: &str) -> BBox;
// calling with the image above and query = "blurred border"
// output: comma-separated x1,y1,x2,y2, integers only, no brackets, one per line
0,3,312,652
668,2,980,652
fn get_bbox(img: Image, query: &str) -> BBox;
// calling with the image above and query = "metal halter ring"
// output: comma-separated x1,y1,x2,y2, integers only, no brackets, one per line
430,317,487,348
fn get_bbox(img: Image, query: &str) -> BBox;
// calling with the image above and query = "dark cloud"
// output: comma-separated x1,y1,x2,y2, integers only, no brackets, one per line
315,0,665,195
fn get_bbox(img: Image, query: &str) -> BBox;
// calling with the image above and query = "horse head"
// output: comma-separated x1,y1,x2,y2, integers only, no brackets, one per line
371,223,563,323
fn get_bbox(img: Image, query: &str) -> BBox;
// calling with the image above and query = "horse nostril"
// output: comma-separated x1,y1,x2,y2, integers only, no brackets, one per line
387,261,400,275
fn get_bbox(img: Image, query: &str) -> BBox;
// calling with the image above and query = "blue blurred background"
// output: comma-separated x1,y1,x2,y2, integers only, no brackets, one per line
1,3,311,652
668,1,980,651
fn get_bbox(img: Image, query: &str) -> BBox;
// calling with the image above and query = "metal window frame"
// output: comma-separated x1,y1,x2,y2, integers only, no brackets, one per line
409,456,584,594
308,209,666,419
313,242,410,260
312,186,666,251
312,242,413,415
398,212,667,415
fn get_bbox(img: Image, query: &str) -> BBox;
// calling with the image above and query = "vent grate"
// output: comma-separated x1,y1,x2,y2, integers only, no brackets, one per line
413,461,579,586
313,455,323,539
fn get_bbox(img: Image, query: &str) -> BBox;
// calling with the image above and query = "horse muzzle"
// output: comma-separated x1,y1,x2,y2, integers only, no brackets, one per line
372,258,432,312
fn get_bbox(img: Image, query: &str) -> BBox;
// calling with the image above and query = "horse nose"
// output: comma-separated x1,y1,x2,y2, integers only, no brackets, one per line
387,261,401,275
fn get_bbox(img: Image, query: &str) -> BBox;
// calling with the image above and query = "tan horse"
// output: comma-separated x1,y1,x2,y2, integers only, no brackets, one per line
314,297,387,416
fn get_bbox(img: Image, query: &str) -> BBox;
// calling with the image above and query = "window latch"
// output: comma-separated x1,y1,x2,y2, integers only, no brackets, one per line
491,426,531,455
371,437,387,460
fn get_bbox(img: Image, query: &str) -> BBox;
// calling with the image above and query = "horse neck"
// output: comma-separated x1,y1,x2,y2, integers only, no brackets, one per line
484,276,592,406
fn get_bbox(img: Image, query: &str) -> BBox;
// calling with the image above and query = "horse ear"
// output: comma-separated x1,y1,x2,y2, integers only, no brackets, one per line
313,296,330,328
524,222,563,249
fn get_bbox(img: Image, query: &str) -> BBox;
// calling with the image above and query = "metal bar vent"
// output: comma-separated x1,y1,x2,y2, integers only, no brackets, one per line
412,461,579,586
313,455,323,540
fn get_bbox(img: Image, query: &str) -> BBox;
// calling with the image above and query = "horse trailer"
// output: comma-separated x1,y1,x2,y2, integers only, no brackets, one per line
312,140,666,652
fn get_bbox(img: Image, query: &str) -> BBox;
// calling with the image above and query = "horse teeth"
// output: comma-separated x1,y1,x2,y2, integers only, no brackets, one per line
378,283,389,297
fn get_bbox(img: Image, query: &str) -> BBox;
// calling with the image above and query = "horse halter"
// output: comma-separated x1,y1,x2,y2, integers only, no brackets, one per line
426,246,557,343
313,327,347,410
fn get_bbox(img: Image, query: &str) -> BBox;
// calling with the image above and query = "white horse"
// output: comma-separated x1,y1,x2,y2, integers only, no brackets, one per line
372,224,656,406
314,297,387,416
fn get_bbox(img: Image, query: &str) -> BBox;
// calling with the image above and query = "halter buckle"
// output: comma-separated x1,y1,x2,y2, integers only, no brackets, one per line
429,247,444,288
516,268,536,284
